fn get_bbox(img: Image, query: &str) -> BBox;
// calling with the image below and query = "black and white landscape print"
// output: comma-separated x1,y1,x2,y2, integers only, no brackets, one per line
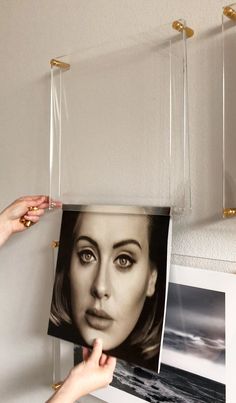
111,360,225,403
162,283,225,383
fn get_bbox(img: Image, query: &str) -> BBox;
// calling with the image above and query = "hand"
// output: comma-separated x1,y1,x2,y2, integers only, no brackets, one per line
0,195,61,247
47,338,116,403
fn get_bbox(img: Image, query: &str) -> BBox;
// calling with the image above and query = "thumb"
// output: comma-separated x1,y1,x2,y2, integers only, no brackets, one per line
88,338,103,364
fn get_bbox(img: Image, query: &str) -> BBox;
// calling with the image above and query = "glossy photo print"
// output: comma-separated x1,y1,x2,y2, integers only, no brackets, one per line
48,204,171,372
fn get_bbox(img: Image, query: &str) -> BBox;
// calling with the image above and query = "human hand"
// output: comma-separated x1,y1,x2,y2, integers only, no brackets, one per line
47,338,116,403
0,195,61,247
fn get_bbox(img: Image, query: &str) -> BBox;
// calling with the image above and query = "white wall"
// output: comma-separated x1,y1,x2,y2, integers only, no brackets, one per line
0,1,235,402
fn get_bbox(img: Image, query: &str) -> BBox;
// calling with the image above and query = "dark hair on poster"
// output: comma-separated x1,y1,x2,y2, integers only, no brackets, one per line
48,205,171,371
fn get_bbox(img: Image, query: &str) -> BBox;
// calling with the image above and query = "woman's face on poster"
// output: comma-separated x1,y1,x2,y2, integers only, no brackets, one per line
69,208,158,350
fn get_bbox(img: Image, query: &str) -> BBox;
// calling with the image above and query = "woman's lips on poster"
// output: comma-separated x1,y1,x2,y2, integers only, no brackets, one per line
85,308,114,330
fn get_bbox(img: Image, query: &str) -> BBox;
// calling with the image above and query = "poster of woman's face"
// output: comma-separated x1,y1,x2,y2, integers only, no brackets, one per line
48,204,171,371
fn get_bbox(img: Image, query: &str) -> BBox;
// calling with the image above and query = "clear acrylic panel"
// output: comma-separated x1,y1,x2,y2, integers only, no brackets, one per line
49,21,191,214
222,4,236,218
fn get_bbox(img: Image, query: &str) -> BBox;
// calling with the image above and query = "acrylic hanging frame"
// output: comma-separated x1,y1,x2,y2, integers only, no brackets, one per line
49,20,192,215
48,18,194,398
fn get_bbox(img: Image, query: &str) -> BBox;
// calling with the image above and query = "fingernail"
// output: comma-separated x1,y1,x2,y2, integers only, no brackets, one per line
94,338,102,346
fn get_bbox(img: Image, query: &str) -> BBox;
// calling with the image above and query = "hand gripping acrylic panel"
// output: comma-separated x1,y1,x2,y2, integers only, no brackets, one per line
49,21,191,214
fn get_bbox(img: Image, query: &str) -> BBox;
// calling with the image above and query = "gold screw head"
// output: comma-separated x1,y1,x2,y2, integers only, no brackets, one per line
223,6,236,21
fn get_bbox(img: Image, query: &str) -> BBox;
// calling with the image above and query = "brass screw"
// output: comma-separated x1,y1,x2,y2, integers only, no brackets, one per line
223,6,236,21
172,20,194,38
51,240,59,248
51,381,63,391
19,217,34,228
223,208,236,218
50,59,70,70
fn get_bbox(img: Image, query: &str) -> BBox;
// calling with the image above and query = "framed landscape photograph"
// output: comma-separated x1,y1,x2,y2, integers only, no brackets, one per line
75,264,236,403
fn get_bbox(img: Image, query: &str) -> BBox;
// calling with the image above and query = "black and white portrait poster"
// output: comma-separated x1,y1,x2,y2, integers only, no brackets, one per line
84,265,236,403
48,204,172,372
